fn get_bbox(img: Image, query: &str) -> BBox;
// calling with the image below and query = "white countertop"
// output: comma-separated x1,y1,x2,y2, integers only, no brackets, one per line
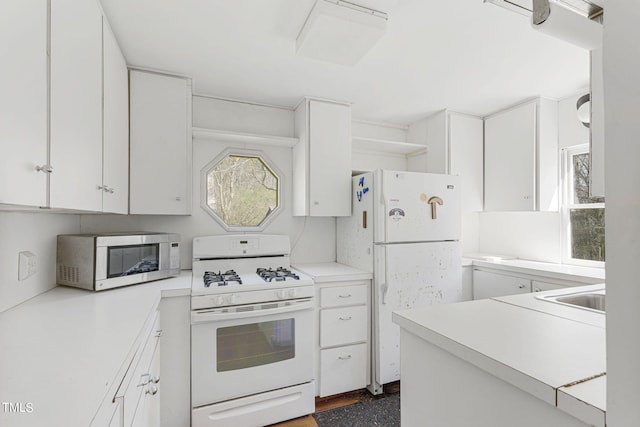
392,289,606,426
292,262,372,283
0,272,191,427
463,255,605,283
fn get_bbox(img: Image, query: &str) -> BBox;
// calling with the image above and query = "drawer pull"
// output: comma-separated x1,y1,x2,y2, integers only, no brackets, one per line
150,375,160,384
338,294,352,298
339,316,352,321
338,355,352,360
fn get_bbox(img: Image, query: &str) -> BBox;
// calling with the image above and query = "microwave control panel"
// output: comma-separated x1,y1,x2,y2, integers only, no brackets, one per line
170,241,181,269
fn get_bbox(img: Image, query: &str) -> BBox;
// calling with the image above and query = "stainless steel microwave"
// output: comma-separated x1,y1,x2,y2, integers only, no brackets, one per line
56,232,181,291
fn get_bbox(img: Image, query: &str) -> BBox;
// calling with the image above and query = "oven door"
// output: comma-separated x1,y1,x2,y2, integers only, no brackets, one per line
191,298,314,407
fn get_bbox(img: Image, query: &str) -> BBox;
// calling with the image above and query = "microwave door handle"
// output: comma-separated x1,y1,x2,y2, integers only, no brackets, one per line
191,299,314,324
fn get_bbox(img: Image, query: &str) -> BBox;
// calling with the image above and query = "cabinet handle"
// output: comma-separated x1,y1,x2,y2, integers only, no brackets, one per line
98,186,115,194
155,329,163,338
339,316,352,321
534,287,541,292
138,373,150,386
36,164,53,173
362,211,367,229
338,294,352,298
175,196,182,202
150,375,160,384
145,384,158,396
338,355,352,360
518,284,526,289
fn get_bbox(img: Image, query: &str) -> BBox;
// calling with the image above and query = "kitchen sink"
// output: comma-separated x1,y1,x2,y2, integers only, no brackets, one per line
538,289,606,313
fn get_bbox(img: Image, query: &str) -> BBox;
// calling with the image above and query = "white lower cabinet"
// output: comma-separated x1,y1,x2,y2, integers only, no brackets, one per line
320,344,368,397
316,281,370,397
320,305,367,348
473,267,604,299
532,280,568,293
473,269,531,300
93,310,162,427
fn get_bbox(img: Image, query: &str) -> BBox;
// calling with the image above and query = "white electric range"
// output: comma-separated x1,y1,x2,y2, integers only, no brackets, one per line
190,234,315,427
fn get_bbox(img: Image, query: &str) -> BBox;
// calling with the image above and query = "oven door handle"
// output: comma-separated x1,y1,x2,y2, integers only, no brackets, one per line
191,298,314,323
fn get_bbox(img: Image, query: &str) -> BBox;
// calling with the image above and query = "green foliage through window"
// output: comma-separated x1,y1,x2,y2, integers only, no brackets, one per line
566,148,605,263
205,154,279,228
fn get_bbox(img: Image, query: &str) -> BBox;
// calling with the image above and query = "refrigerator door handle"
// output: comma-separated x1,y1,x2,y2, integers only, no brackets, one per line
382,245,390,304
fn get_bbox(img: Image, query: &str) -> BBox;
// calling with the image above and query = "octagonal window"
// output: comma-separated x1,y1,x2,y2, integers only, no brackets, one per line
203,152,280,229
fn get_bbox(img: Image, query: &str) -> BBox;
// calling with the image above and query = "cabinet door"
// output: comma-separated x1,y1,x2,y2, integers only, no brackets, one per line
319,343,367,397
129,71,192,215
131,345,161,427
102,21,129,214
472,269,531,300
308,100,351,216
0,0,48,206
484,102,536,211
50,0,103,210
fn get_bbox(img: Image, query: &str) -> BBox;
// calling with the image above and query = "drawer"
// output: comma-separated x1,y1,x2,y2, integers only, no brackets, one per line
320,284,367,307
319,343,367,397
320,305,367,347
114,310,161,426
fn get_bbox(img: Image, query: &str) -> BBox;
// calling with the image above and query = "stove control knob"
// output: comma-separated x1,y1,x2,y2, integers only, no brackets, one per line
277,289,287,299
227,294,238,305
212,295,224,306
288,289,297,298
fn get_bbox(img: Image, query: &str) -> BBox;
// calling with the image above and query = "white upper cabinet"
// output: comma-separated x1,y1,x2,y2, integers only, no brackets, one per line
0,1,48,206
129,70,192,215
484,98,558,212
50,0,104,211
293,98,352,217
589,48,605,198
102,20,129,214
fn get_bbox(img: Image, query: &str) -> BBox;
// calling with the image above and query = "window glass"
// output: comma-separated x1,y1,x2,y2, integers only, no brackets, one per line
564,145,605,264
203,154,279,229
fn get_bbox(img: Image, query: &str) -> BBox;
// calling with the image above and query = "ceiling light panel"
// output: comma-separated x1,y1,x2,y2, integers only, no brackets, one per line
296,0,388,66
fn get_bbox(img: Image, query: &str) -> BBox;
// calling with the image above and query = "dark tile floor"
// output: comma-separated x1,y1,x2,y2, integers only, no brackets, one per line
270,382,401,427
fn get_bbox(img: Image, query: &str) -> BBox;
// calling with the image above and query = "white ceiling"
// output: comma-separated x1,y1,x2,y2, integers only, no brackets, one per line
100,0,590,124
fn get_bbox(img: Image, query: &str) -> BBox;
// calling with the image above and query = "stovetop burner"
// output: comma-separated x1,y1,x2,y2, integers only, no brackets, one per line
203,270,242,287
256,267,300,283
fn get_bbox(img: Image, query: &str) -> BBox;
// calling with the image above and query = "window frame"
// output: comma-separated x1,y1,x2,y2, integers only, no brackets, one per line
561,143,605,267
200,148,282,232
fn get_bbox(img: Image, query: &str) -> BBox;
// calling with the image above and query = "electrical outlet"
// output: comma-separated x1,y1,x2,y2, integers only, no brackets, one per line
18,251,36,281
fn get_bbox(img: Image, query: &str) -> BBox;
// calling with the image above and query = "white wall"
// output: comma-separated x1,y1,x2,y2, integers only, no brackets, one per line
603,3,640,425
477,94,588,262
81,96,337,268
478,212,562,262
558,91,590,149
0,212,80,312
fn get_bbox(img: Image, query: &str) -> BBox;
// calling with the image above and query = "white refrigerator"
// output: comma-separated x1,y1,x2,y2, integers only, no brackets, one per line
337,170,462,394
